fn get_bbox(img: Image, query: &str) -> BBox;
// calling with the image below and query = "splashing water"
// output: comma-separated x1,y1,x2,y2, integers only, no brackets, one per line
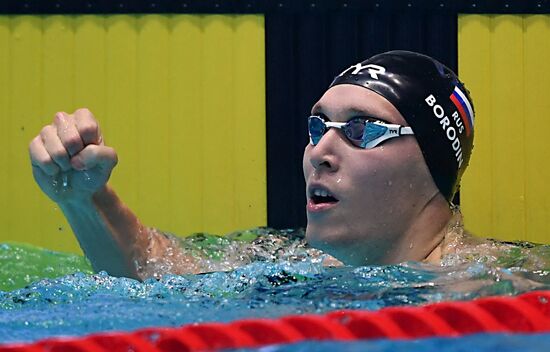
0,226,549,345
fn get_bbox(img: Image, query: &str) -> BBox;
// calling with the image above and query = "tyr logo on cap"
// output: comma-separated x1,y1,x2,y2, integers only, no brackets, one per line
337,63,386,80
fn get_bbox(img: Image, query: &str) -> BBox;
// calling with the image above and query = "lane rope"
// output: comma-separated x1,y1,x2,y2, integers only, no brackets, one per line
2,290,550,351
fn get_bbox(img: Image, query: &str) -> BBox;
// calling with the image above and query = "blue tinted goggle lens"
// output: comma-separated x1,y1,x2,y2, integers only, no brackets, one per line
344,119,366,142
308,116,326,145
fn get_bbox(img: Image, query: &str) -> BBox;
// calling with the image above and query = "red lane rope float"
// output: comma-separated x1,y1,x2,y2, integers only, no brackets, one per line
3,290,550,352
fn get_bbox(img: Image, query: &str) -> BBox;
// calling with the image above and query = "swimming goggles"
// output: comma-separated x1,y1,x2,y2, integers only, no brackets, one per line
308,115,414,149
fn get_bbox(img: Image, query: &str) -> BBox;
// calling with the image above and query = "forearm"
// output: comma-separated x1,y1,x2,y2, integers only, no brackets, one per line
29,109,197,279
59,185,199,280
58,185,149,279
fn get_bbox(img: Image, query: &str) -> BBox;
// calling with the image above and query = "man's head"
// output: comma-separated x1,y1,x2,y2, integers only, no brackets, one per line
303,51,474,265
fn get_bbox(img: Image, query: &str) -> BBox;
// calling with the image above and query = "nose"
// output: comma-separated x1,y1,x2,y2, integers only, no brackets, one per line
308,129,340,172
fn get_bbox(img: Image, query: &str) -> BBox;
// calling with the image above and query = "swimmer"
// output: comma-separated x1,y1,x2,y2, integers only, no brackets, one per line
29,51,479,280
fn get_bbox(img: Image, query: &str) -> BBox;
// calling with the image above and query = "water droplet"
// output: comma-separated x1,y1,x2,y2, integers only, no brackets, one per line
409,242,414,249
336,178,342,184
387,180,392,186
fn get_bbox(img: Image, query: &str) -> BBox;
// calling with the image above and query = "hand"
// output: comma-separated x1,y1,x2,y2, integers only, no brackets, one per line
29,108,118,204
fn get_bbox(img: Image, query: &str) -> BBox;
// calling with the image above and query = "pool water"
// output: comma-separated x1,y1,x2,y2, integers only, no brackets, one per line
0,242,92,292
242,333,550,352
0,228,549,349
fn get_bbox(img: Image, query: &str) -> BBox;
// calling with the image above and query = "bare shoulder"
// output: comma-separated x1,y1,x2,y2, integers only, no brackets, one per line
440,224,550,270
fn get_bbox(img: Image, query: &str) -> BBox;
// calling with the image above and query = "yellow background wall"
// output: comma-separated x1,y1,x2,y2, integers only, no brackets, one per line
459,15,550,243
0,15,266,254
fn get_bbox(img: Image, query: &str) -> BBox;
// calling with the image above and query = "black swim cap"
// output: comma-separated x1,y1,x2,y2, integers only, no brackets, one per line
330,50,474,202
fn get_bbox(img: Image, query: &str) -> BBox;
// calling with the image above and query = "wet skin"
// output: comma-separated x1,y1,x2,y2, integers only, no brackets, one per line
303,84,449,265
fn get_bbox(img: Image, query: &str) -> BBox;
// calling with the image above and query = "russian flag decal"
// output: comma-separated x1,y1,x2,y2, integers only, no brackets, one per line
449,86,474,136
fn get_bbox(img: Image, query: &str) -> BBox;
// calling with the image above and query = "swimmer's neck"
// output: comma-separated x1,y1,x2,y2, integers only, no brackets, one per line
388,192,453,265
423,235,446,264
421,200,455,264
423,205,465,264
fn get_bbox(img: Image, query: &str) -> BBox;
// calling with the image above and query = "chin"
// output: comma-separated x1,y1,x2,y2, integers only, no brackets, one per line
305,224,355,263
306,223,388,266
305,222,333,247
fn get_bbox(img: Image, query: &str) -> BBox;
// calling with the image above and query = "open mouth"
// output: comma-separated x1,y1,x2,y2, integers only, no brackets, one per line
310,188,339,205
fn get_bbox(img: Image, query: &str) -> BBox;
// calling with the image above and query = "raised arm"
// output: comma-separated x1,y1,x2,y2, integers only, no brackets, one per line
29,108,195,280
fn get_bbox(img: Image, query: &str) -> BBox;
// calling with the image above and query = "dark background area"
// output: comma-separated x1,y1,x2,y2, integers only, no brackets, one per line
265,8,458,228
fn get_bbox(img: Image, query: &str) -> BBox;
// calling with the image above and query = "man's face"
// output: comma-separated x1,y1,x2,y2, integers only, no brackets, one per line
303,84,439,265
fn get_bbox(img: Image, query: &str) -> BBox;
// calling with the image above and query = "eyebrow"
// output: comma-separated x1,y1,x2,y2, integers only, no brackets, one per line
311,105,390,124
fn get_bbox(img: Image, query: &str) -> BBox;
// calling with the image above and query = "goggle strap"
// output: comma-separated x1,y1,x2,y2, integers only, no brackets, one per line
399,126,414,135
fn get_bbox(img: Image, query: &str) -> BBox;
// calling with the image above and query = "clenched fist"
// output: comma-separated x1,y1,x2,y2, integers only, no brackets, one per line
29,108,118,204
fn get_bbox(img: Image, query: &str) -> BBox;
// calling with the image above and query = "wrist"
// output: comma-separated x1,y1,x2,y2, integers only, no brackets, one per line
56,192,94,210
56,185,110,210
